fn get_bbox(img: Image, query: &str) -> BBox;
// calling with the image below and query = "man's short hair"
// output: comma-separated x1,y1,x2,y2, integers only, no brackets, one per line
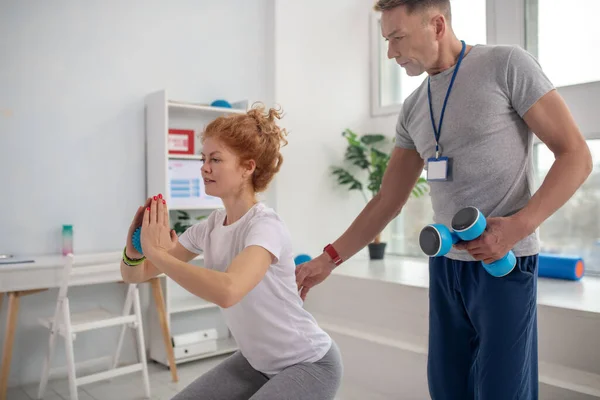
374,0,451,20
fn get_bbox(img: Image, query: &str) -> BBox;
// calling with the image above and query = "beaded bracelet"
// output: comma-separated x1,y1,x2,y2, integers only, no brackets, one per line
122,246,145,267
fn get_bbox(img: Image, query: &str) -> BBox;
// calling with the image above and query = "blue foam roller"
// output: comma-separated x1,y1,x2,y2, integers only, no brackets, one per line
132,226,143,255
538,253,584,281
294,254,312,266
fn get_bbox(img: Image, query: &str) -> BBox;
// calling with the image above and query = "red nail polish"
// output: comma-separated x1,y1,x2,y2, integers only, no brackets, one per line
158,194,163,199
162,200,166,204
153,196,157,200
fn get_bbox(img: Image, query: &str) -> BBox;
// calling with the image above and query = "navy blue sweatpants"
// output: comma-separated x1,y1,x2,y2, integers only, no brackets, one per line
428,255,538,400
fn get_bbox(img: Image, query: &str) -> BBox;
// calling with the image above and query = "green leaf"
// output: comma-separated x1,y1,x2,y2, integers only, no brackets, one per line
176,211,190,220
345,145,370,169
331,167,363,191
333,129,429,201
173,221,190,235
341,129,370,169
360,134,386,145
342,129,361,147
366,148,390,195
411,177,430,198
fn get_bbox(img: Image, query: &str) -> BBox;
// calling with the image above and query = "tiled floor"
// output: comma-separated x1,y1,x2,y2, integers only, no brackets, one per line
10,355,231,400
9,355,352,399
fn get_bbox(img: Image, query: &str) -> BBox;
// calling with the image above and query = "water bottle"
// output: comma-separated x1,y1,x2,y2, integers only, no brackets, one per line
62,225,73,255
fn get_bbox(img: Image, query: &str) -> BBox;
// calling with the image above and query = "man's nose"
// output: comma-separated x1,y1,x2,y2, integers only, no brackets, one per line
387,43,399,60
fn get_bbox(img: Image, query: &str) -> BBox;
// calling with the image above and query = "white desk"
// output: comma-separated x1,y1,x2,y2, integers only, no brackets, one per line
0,251,178,400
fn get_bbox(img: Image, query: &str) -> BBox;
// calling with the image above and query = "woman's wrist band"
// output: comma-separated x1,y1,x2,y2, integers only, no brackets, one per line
123,246,145,266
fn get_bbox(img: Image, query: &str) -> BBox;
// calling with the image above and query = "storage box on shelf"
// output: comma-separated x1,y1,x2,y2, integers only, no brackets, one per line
145,90,246,365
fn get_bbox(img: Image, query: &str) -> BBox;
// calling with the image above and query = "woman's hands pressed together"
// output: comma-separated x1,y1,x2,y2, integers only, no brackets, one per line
141,194,178,260
125,196,151,260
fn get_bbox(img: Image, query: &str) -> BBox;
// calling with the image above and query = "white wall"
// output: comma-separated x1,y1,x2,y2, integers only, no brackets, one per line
0,0,272,386
273,0,382,256
0,0,271,256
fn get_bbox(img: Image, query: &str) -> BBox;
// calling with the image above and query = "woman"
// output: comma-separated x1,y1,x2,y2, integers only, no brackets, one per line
120,104,342,399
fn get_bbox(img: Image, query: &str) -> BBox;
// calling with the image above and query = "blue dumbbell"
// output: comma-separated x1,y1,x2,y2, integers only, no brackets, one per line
419,206,516,277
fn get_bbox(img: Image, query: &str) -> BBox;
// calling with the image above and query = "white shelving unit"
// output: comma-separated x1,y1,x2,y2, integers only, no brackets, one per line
145,89,247,211
145,89,246,366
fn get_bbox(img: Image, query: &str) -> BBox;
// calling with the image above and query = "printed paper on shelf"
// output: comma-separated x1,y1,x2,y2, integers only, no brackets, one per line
168,159,222,209
169,135,189,152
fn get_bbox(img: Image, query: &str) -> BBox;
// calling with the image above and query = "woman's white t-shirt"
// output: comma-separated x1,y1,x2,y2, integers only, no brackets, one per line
178,202,332,375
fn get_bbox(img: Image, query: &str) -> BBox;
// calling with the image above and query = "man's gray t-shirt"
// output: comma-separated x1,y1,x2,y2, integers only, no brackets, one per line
396,44,555,261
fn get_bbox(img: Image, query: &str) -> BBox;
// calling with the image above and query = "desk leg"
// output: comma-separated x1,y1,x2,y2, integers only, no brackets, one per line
150,278,178,383
0,293,20,400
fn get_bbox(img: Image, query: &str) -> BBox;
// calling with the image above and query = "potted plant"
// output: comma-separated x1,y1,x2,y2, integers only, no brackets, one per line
172,211,207,235
331,129,429,260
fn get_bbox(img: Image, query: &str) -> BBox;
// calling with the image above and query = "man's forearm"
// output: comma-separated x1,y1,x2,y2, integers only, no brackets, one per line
316,146,424,266
330,193,403,262
514,145,592,237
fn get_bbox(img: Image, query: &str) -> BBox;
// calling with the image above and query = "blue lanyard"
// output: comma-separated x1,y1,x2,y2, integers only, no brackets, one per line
428,40,466,159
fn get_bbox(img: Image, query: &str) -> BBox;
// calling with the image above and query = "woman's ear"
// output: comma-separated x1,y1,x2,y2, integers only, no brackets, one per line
243,159,256,178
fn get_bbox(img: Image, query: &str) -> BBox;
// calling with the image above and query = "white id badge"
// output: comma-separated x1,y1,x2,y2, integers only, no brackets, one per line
427,157,450,182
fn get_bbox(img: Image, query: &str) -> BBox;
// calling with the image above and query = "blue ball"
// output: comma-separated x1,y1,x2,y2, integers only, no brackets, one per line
211,99,232,108
294,254,312,266
132,227,143,255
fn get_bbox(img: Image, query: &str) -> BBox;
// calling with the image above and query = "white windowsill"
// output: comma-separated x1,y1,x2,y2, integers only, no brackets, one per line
332,255,600,315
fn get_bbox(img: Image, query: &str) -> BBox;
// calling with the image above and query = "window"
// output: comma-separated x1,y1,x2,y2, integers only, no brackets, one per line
381,1,600,277
386,139,600,275
525,0,600,87
534,138,600,274
386,171,433,257
370,0,488,116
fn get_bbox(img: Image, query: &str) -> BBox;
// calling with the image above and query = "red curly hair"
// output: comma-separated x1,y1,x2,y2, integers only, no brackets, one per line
201,103,288,193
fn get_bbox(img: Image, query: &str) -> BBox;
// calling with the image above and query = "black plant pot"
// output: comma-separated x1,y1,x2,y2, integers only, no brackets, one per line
368,242,387,260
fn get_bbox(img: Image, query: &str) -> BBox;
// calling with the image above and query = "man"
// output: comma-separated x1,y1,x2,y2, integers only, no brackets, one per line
295,0,592,399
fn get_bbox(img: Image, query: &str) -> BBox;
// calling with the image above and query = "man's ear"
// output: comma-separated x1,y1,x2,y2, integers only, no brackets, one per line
432,13,446,39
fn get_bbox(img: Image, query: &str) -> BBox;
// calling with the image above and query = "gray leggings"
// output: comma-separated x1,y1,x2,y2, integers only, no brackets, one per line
171,342,343,400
